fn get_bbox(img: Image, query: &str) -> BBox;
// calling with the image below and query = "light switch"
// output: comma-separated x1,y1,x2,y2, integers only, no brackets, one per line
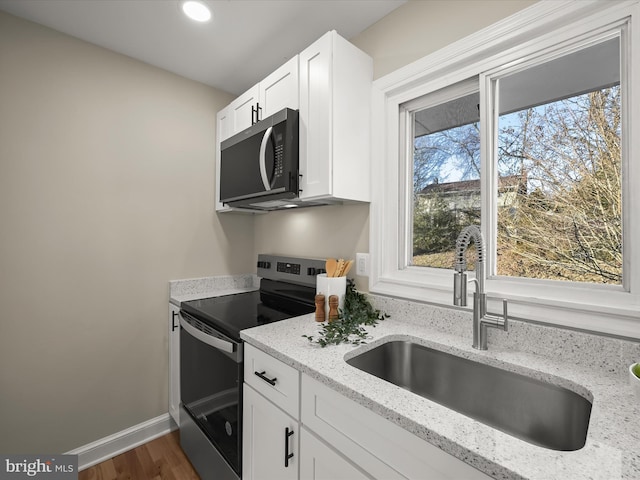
356,253,369,277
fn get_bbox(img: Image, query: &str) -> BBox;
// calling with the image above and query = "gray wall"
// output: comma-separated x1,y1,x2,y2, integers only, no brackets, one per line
0,11,253,453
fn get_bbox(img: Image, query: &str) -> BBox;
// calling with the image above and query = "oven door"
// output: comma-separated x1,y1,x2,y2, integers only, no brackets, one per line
180,312,243,477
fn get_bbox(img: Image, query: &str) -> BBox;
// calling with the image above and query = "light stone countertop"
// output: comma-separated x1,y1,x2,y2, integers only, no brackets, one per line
240,298,640,480
169,274,259,305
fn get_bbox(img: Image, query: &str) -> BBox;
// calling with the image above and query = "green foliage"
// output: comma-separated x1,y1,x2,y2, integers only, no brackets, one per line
413,194,460,255
302,280,389,347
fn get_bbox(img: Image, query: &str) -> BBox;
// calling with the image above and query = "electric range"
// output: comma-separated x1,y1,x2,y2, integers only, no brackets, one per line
178,254,326,480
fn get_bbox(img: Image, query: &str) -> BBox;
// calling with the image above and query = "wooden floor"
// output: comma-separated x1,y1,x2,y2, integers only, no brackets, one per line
78,431,200,480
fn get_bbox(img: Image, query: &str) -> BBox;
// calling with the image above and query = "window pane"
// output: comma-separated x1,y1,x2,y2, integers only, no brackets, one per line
412,92,481,269
496,39,622,284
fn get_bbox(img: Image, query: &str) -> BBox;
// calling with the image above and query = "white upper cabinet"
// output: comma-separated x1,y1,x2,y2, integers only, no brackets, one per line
215,30,373,213
298,31,372,202
217,56,298,144
259,56,299,119
225,84,259,140
216,106,233,146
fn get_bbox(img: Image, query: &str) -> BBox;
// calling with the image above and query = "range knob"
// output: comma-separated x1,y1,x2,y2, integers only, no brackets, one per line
257,261,271,269
316,268,326,275
307,267,317,275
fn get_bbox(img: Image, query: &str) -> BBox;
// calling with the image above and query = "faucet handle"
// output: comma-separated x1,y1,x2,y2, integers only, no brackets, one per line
483,298,508,331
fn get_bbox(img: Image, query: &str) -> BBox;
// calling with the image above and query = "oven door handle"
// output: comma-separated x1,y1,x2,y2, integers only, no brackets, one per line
180,316,235,354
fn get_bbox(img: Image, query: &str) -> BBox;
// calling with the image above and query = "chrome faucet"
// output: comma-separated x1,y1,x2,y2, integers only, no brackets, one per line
453,225,508,350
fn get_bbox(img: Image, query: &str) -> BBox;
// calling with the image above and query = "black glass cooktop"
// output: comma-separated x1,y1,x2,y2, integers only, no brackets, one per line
180,279,316,341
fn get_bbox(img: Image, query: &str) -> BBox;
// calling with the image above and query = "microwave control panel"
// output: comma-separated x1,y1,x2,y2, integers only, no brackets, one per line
275,142,284,179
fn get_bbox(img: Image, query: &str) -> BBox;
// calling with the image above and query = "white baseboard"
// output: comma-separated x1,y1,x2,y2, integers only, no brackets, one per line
66,413,178,471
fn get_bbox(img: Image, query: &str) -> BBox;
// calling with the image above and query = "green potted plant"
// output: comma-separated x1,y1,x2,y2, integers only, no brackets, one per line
303,280,388,347
630,362,640,399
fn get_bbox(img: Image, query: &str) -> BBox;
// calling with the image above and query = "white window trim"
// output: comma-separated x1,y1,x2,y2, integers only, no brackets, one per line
370,0,640,339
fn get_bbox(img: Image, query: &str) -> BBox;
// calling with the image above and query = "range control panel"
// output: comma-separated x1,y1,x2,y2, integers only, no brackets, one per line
257,254,327,287
277,261,301,275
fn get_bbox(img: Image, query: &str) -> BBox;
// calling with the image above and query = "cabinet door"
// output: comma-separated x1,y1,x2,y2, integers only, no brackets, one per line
298,32,333,200
168,303,181,426
243,384,298,480
216,106,231,211
299,31,372,203
300,428,371,480
302,375,492,480
229,84,260,135
259,56,299,119
217,105,233,143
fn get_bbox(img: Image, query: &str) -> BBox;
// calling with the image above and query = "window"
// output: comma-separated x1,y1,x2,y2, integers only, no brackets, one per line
408,84,481,270
493,38,622,285
371,1,639,338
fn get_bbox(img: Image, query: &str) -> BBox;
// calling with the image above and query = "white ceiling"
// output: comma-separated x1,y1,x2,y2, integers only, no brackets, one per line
0,0,405,95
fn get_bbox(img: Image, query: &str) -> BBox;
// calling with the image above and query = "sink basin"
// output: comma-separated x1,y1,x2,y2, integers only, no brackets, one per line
346,340,592,451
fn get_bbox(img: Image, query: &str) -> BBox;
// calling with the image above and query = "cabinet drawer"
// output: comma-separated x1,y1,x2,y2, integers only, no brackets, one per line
301,374,492,480
244,344,300,419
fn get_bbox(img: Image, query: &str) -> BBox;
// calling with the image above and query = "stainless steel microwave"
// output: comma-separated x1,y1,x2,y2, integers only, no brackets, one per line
220,108,299,210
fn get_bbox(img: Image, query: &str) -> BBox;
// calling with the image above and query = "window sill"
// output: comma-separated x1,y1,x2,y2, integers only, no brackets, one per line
370,271,640,340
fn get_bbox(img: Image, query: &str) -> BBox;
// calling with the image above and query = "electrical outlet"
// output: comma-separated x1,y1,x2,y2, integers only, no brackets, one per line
356,253,370,276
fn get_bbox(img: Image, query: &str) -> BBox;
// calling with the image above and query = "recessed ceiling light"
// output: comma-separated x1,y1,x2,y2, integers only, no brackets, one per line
181,0,212,23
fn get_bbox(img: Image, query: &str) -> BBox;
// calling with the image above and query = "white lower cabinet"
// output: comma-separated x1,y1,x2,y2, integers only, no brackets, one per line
242,384,298,480
301,375,492,480
299,427,370,480
168,303,181,426
242,345,492,480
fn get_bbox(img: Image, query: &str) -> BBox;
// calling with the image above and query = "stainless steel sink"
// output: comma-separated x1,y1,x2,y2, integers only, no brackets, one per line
346,340,592,451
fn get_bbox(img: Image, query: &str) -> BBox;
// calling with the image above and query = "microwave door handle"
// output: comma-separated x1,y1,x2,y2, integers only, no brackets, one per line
259,126,273,191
